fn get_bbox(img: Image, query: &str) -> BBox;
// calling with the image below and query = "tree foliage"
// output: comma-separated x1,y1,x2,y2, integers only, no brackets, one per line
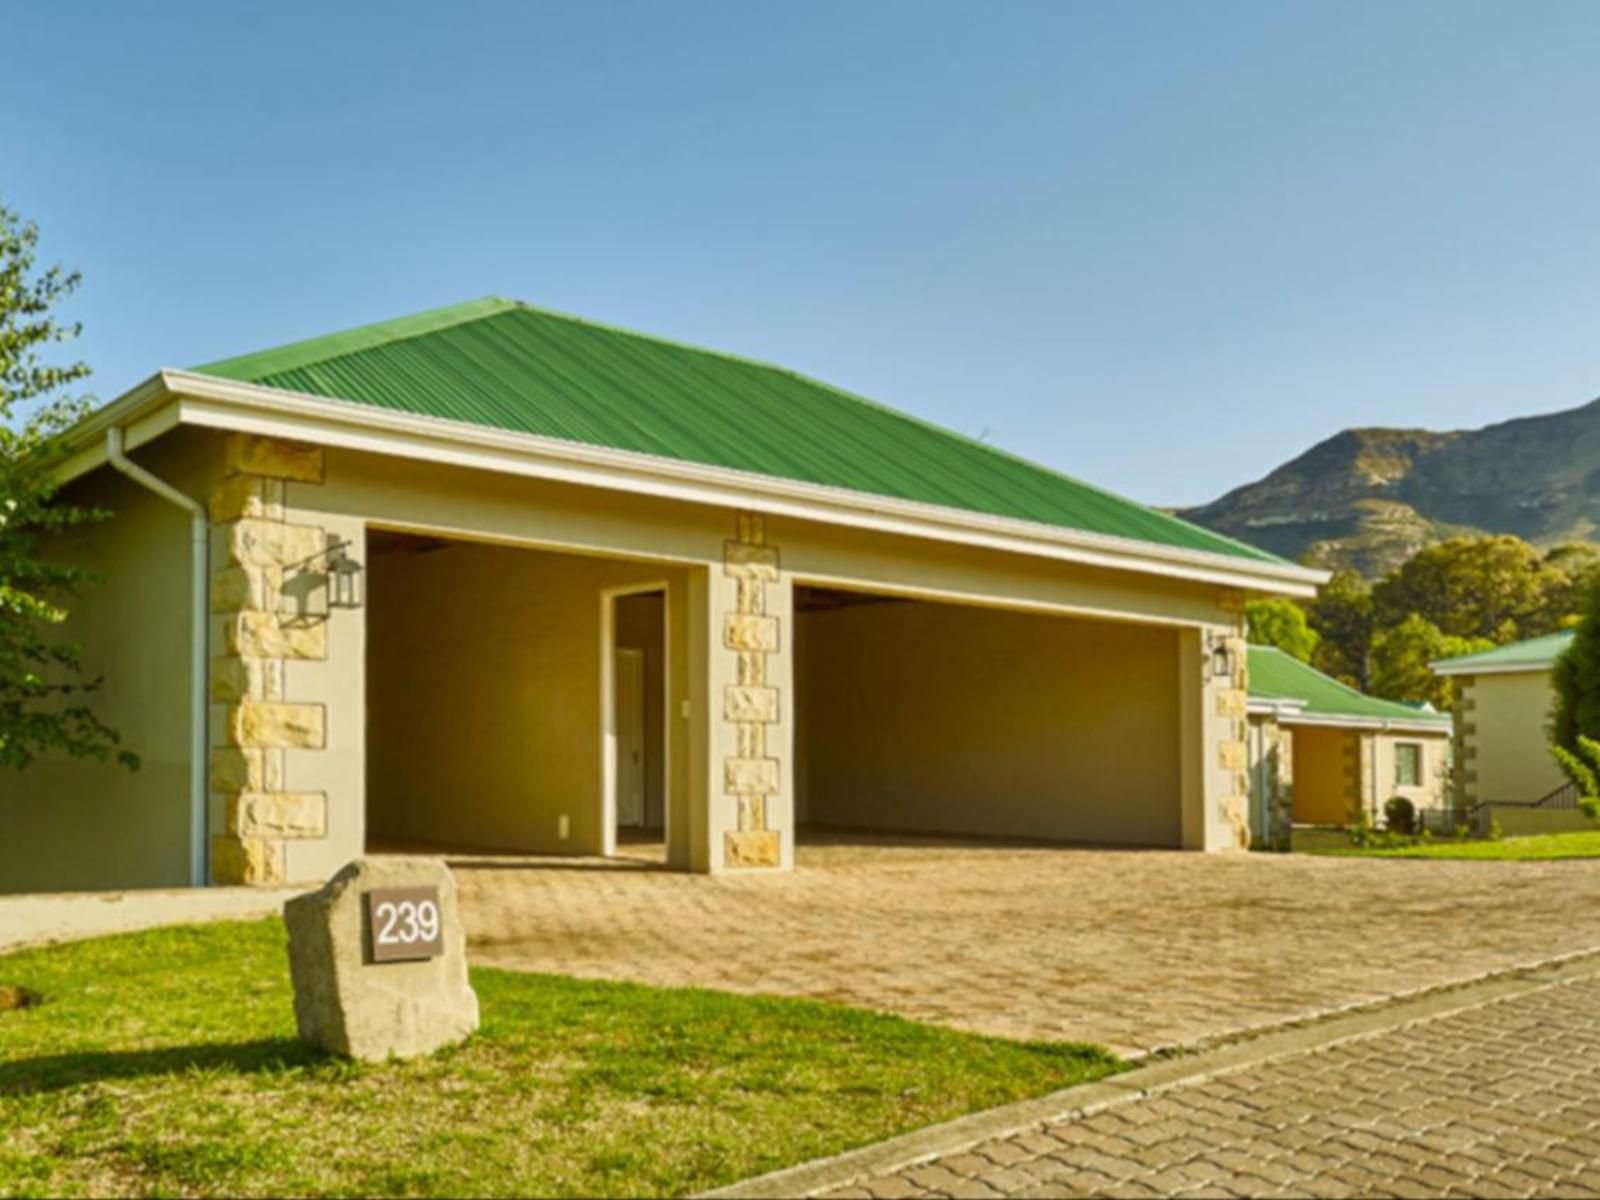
1368,614,1491,711
1538,542,1600,629
1264,535,1600,705
1246,597,1319,663
1550,577,1600,803
0,202,134,771
1306,569,1374,689
1372,536,1551,643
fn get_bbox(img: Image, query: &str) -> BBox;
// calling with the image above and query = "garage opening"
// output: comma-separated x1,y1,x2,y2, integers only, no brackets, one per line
364,529,684,864
794,585,1184,848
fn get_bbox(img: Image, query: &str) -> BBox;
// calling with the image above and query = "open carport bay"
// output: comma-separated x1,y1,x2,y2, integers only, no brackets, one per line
794,588,1183,847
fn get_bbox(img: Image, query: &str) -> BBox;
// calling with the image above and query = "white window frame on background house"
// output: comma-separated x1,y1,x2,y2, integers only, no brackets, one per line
1394,742,1422,789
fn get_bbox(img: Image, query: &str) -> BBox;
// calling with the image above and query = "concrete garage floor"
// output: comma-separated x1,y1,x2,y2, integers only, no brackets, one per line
447,833,1600,1057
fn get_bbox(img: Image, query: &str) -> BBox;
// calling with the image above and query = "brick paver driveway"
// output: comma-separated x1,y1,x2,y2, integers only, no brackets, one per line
450,835,1600,1055
828,964,1600,1199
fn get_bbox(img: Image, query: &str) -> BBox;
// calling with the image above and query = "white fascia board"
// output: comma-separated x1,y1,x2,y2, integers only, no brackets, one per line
1248,697,1308,718
62,369,1328,597
50,375,178,483
55,402,182,482
1278,712,1453,735
1429,659,1555,678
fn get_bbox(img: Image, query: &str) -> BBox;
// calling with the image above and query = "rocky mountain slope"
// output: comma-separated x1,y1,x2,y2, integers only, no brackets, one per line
1181,399,1600,577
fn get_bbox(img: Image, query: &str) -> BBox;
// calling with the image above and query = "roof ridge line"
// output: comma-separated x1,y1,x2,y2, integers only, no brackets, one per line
194,296,519,381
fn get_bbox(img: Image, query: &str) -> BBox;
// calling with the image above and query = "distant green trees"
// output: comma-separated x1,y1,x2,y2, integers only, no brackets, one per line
1268,534,1600,707
1372,536,1560,643
1367,615,1491,711
1305,569,1374,687
1245,598,1319,663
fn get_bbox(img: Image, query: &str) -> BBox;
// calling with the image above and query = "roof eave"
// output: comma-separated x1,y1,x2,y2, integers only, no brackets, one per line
1248,697,1308,717
1277,712,1453,733
51,372,182,482
59,369,1328,598
1429,659,1556,677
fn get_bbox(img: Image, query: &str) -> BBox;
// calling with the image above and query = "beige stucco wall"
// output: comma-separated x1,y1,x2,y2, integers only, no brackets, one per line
301,449,722,869
10,422,1265,890
298,445,1253,867
773,515,1243,631
1369,731,1451,814
776,523,1253,853
1481,804,1592,836
0,431,213,893
273,503,366,884
1455,671,1564,806
1288,724,1450,826
365,540,685,857
795,598,1183,846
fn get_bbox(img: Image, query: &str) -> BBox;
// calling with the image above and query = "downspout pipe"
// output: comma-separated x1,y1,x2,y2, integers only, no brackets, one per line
105,427,208,887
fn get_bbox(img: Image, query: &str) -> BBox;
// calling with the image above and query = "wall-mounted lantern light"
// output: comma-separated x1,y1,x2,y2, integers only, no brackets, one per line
325,535,364,610
1208,633,1234,680
283,534,364,619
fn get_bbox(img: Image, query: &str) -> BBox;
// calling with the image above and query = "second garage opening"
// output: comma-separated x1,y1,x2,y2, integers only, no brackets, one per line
794,585,1185,848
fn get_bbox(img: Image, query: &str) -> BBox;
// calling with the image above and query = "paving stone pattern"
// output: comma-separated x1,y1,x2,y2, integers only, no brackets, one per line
826,968,1600,1199
452,835,1600,1055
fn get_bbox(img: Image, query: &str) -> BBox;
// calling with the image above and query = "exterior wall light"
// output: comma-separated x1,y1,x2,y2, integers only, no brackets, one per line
284,534,364,617
325,536,364,610
1208,634,1233,680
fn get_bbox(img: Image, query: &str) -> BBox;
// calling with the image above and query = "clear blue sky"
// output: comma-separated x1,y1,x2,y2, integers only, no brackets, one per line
8,1,1600,507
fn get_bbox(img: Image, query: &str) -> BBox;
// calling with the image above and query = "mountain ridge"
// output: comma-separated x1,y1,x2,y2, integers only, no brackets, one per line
1180,397,1600,576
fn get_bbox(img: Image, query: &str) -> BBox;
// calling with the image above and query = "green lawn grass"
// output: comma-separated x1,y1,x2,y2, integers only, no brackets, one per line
1314,830,1600,861
0,920,1120,1198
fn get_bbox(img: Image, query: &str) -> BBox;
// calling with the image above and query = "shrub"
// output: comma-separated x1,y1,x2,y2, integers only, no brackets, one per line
1345,799,1375,847
1550,736,1600,820
1384,796,1417,835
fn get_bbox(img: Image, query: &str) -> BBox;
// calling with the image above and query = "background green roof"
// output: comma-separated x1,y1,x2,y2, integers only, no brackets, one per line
1431,630,1573,674
1248,646,1451,728
195,298,1284,566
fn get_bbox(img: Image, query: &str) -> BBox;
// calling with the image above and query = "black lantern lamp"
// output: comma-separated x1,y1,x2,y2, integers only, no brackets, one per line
324,535,364,610
1208,633,1234,680
284,533,364,615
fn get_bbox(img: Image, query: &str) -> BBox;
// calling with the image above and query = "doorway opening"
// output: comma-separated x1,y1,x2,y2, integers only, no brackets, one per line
604,585,668,858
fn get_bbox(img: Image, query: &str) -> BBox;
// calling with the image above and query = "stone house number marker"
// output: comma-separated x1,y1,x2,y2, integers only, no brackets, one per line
366,886,444,963
285,857,479,1061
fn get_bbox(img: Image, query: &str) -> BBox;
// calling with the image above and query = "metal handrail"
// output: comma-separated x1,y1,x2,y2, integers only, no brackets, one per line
1532,779,1583,809
1466,779,1583,813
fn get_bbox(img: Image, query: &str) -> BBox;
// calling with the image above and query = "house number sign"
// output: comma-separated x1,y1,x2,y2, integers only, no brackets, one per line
365,886,444,963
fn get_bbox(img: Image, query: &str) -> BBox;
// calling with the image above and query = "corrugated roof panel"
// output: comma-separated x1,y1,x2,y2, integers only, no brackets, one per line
1248,646,1452,727
195,298,1287,565
1431,630,1573,674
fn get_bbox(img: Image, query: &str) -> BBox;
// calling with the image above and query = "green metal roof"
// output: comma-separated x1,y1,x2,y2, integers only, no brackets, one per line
1431,630,1573,675
193,298,1285,566
1248,646,1452,728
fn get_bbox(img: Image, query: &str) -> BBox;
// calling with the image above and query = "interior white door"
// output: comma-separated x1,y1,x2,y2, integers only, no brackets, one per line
614,648,646,828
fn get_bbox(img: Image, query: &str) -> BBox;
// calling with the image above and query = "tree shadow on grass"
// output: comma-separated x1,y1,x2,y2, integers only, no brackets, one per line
0,1038,324,1096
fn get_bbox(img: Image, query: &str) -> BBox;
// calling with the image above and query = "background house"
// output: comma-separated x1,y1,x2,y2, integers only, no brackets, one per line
1431,631,1593,835
1247,646,1453,847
